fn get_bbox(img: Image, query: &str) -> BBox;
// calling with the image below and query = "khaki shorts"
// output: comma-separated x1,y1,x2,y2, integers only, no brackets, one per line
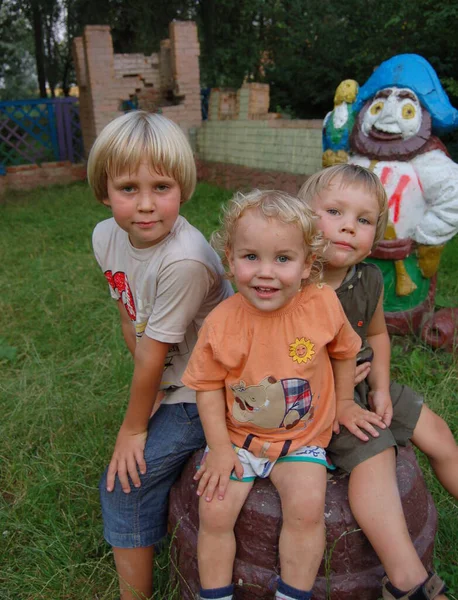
326,381,423,473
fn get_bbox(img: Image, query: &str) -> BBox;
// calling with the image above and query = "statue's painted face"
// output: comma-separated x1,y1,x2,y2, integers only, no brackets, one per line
351,86,431,160
362,87,422,140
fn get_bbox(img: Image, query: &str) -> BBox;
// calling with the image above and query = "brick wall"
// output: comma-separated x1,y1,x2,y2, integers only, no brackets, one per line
113,52,161,89
72,22,202,158
160,22,201,132
0,162,86,200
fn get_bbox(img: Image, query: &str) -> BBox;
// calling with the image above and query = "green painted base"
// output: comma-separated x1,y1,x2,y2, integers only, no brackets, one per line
365,255,431,313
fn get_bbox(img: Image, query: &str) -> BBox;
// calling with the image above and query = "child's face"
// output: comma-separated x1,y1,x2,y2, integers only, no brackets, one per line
103,163,181,249
311,178,379,272
226,208,312,312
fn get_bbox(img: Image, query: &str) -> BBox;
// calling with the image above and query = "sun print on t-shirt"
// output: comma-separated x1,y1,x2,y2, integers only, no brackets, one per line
289,337,315,364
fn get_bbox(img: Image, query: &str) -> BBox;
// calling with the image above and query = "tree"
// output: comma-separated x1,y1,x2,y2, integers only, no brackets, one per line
0,0,37,99
3,0,458,114
195,0,270,88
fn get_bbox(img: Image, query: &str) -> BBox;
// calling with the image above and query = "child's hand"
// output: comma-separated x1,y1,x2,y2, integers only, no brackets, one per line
354,361,371,386
106,425,148,493
194,445,243,502
334,399,386,442
368,390,393,427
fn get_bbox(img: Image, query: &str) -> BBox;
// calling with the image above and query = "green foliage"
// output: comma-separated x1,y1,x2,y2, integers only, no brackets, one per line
195,0,458,120
4,0,458,126
0,1,37,99
195,0,270,88
0,338,17,362
69,0,193,54
262,0,458,118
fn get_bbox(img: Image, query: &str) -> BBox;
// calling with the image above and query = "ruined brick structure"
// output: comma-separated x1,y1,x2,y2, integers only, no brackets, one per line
71,22,323,193
72,22,201,155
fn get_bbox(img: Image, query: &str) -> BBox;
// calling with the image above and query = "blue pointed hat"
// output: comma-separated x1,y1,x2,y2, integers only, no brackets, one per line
354,54,458,134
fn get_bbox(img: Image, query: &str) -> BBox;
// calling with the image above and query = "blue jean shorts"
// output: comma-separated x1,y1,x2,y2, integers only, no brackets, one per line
99,402,205,548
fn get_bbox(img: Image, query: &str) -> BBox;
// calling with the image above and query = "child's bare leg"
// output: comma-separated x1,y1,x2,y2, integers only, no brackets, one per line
270,461,327,591
348,448,447,599
411,404,458,499
198,479,253,589
113,546,154,600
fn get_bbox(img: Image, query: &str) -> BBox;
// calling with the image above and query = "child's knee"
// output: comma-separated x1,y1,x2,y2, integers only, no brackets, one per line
415,406,457,457
284,507,324,532
434,415,456,445
282,489,325,529
199,499,237,534
430,416,458,460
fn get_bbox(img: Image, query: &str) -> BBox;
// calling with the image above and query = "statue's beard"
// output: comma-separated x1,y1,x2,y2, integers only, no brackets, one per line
350,102,432,161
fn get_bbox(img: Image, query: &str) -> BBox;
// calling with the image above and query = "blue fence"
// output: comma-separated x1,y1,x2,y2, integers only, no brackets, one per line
0,98,84,174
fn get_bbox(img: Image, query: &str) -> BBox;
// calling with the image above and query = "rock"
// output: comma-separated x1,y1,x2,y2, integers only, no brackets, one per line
168,446,437,599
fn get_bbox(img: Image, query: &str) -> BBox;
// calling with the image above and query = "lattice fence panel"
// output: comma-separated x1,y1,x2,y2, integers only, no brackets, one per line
0,98,82,170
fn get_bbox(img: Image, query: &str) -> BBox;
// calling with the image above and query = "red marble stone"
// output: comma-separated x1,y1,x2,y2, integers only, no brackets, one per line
421,307,458,350
385,275,436,337
169,446,437,599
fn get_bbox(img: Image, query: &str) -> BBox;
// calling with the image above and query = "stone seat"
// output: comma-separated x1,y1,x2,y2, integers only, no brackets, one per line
169,446,437,600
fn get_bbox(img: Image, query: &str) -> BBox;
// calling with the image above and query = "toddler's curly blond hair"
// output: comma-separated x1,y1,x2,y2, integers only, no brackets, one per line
211,189,326,284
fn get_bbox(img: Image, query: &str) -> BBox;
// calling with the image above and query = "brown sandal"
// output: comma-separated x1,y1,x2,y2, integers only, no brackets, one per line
382,573,447,600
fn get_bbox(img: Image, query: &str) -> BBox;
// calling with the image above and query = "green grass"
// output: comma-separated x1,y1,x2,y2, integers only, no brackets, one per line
0,181,456,599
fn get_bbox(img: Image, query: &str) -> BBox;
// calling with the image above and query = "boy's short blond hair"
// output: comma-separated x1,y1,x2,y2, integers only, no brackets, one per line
87,111,196,203
211,189,326,283
298,164,389,247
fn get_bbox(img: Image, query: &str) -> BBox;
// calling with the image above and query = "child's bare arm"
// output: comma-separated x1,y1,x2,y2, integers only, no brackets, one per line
354,361,372,385
117,300,136,357
195,389,243,502
332,356,386,441
366,292,393,426
106,335,170,493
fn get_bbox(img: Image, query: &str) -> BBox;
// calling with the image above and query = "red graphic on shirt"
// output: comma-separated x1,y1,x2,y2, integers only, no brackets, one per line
104,270,136,320
380,167,411,224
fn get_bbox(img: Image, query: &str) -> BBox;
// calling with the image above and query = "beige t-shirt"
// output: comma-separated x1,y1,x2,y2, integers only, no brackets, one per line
93,215,233,404
182,284,361,460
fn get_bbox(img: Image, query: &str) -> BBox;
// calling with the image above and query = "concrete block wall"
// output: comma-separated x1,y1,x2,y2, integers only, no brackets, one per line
198,83,322,179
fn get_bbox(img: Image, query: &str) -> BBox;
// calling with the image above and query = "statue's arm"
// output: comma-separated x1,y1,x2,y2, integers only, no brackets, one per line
412,149,458,245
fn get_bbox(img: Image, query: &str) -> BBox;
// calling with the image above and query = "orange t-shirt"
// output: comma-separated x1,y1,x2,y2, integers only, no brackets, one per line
182,284,361,461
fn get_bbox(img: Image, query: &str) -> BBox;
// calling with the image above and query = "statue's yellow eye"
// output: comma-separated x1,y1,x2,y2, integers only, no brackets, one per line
370,101,384,115
402,103,416,119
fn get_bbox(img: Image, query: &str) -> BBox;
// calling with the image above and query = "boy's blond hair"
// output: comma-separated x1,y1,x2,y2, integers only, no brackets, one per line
87,111,196,203
211,189,326,283
298,164,389,247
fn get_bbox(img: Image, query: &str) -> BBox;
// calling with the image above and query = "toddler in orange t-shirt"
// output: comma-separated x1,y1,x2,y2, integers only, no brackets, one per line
182,189,384,600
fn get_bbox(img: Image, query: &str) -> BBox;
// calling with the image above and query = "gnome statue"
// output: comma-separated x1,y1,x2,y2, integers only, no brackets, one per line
323,54,458,348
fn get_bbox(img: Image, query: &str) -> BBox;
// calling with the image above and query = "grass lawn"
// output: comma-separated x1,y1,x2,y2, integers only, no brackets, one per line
0,181,457,599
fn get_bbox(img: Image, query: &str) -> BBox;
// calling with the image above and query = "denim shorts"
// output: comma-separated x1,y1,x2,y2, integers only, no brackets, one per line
99,402,205,548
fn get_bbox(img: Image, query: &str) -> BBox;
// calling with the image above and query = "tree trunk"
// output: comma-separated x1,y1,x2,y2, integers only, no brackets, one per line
31,0,47,98
199,0,216,83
